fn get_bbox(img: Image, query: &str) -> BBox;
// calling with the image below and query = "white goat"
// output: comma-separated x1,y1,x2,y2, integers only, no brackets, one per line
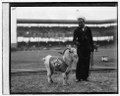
43,46,78,85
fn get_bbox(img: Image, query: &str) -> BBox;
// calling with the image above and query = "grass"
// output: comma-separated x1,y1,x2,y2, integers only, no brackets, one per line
11,71,117,93
10,47,118,93
11,47,117,70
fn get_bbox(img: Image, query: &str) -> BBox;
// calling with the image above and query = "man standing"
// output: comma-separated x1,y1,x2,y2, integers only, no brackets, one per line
73,17,94,82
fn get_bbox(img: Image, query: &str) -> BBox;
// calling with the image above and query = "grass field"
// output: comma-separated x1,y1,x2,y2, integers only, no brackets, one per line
11,47,117,70
10,47,118,93
11,71,117,93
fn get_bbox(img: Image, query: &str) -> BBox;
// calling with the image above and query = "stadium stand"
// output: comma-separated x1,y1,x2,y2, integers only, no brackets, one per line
16,19,117,50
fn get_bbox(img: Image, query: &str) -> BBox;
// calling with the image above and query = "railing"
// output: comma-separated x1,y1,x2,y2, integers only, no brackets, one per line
17,36,114,42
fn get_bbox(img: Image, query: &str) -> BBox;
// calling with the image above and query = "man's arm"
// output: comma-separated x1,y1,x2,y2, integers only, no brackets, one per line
88,28,94,52
73,29,79,45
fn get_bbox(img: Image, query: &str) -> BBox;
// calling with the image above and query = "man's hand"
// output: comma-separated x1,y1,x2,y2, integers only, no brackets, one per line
75,41,80,46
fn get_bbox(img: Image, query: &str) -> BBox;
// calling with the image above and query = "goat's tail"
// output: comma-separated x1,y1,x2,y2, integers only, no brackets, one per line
42,55,52,62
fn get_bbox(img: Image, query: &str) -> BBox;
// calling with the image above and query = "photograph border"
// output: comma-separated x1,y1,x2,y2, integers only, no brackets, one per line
2,2,118,94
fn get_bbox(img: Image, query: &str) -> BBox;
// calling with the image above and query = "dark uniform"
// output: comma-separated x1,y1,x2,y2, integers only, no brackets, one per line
73,26,94,81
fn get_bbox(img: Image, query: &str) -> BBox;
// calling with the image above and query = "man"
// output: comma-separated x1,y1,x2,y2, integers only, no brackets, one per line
73,17,94,82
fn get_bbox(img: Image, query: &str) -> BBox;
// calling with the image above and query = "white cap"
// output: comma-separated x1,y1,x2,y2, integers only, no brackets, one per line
77,16,86,22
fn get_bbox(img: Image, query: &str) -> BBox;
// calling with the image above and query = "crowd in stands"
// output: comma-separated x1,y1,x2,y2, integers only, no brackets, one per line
16,26,117,50
17,26,117,37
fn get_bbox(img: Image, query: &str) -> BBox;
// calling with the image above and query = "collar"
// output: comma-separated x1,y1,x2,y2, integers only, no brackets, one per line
78,25,86,31
82,26,86,31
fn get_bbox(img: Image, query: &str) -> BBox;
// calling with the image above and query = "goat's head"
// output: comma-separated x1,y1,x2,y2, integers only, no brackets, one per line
58,45,78,59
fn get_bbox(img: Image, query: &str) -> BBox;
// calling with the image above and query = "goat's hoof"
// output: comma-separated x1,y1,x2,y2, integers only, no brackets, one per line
48,80,53,84
63,83,69,86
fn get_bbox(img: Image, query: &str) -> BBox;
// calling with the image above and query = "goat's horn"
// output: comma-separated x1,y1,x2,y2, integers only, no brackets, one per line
58,52,63,54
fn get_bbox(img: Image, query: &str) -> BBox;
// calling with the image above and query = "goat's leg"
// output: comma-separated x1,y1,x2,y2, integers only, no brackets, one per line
62,73,69,85
47,69,53,83
62,65,71,85
45,64,53,83
48,73,53,83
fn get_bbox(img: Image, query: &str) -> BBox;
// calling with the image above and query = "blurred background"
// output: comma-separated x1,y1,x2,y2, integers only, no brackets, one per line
11,7,117,51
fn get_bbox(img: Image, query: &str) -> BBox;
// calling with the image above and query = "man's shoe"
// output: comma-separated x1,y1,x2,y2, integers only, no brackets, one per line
75,79,84,82
75,79,80,82
83,79,89,81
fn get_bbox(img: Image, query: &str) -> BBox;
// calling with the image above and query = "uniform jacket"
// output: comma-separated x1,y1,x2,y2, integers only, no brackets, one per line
73,26,94,52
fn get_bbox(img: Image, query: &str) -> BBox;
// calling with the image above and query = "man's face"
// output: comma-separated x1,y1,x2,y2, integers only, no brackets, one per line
78,19,85,28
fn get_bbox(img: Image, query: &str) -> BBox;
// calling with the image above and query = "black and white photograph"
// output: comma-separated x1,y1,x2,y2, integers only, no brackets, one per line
2,2,118,94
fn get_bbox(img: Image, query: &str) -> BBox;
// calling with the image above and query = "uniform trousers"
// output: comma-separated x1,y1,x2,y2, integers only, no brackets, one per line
76,46,91,80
